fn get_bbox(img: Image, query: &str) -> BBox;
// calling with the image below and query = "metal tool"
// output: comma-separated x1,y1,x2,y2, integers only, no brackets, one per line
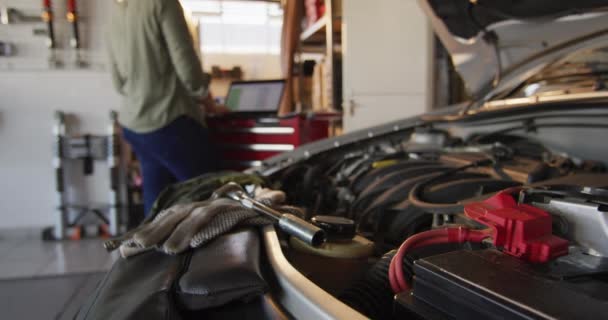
66,0,86,67
41,0,60,67
212,183,326,247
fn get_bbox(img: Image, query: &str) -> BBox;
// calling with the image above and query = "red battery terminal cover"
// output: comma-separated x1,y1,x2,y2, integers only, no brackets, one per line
464,190,569,263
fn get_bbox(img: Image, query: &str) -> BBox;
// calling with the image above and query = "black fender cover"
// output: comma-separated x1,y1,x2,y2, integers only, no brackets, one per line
76,229,268,320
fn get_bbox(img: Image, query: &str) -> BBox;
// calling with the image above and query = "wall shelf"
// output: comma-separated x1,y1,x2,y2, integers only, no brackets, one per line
300,15,326,42
300,15,342,45
295,0,342,112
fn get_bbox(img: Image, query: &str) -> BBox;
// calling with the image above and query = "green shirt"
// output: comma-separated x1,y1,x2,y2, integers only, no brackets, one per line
107,0,210,133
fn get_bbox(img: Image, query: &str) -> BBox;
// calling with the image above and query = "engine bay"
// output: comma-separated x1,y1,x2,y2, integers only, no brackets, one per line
261,125,608,319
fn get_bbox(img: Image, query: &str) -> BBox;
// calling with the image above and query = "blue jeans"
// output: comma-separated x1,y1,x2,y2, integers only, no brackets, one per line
122,116,217,215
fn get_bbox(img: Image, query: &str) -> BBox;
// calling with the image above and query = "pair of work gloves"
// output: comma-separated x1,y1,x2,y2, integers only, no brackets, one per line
118,186,302,258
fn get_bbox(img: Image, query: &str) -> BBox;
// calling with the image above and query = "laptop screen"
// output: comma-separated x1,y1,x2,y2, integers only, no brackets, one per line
225,80,285,113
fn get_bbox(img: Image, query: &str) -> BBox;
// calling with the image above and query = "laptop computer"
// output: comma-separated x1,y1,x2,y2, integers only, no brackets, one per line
224,79,286,116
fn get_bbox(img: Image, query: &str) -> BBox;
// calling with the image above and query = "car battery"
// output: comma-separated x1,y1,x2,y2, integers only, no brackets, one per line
393,249,608,320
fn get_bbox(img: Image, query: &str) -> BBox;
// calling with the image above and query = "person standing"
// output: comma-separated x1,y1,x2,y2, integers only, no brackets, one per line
106,0,222,215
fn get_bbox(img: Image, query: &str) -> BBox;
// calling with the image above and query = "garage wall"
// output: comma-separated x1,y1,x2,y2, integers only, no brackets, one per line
0,0,119,229
0,1,283,229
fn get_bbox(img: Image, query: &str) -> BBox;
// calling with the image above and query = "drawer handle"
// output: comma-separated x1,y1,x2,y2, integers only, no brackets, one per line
214,127,295,135
222,144,295,152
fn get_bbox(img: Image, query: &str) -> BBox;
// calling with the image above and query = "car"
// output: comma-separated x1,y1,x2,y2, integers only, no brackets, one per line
77,1,608,319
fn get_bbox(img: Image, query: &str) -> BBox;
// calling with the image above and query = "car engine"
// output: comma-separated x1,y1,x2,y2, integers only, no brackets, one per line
261,125,608,319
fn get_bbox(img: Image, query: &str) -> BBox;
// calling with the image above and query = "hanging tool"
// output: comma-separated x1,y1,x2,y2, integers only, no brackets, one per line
2,7,45,24
66,0,85,66
41,0,59,67
1,7,12,24
212,182,326,247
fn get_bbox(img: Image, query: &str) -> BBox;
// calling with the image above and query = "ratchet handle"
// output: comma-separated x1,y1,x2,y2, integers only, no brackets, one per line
222,185,327,247
279,214,326,247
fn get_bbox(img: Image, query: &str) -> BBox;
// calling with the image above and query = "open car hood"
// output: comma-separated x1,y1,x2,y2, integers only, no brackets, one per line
418,0,608,99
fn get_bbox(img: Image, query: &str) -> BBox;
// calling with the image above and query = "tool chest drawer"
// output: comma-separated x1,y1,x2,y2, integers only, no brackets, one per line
207,113,336,170
211,127,299,145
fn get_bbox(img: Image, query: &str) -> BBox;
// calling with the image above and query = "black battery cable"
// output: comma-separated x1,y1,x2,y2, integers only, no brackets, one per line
408,158,497,215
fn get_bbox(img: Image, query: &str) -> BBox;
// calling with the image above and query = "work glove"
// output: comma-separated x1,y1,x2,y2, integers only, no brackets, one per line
118,186,302,258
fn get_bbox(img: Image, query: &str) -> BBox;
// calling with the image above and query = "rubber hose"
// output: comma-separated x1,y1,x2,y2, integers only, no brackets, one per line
357,172,487,229
350,165,450,215
340,251,398,320
350,160,439,194
408,159,494,214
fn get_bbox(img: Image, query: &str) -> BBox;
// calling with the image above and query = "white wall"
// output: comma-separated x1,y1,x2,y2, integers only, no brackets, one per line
342,0,433,132
0,0,120,228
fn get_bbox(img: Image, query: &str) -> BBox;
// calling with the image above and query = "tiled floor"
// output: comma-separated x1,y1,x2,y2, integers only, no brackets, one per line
0,272,106,320
0,228,118,319
0,228,118,279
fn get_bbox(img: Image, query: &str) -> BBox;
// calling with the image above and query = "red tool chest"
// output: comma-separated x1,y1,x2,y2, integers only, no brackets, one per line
207,113,339,170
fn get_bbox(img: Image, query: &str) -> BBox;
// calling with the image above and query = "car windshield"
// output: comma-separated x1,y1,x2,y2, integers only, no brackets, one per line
506,47,608,99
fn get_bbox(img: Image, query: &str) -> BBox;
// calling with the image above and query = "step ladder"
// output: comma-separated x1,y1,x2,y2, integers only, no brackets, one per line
44,110,126,240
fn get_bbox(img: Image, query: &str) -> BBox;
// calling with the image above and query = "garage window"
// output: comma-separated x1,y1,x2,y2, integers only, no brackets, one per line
181,0,283,55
